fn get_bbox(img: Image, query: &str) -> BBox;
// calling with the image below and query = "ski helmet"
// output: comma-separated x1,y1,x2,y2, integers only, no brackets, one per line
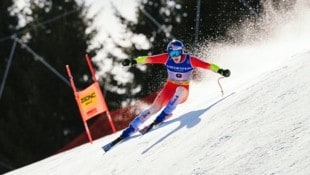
167,40,184,57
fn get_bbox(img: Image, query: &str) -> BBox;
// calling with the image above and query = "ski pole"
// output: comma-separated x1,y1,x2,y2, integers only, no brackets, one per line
217,77,225,96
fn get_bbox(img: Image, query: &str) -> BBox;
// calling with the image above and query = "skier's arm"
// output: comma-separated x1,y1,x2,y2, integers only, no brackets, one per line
190,56,219,72
122,53,168,66
191,56,231,77
136,53,168,64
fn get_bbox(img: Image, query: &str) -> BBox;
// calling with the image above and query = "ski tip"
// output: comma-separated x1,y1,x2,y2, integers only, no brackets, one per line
102,143,112,152
139,126,152,135
102,136,125,152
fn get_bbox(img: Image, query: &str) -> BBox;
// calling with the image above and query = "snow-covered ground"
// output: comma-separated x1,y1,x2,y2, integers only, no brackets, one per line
6,0,310,174
6,49,310,175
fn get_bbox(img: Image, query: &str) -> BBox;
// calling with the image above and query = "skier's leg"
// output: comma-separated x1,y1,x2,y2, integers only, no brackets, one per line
121,108,158,138
139,86,189,134
154,86,189,124
120,85,172,138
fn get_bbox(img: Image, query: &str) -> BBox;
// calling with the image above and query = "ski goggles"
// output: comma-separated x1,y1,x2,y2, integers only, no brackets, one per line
169,50,182,57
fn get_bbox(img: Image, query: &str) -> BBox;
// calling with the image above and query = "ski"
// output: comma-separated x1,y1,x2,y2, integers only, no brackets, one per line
102,136,124,152
139,123,155,135
139,113,172,135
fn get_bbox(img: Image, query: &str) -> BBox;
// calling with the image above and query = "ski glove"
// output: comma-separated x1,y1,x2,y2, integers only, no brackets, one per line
218,69,231,77
122,59,137,66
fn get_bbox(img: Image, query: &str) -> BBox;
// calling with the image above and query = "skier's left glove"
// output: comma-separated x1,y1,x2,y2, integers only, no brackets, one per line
122,59,137,66
218,69,231,77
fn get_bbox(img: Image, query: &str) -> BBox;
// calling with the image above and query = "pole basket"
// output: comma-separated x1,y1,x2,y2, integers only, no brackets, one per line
66,54,116,143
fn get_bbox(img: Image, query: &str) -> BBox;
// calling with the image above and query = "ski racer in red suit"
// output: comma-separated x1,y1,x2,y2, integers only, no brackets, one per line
103,40,230,151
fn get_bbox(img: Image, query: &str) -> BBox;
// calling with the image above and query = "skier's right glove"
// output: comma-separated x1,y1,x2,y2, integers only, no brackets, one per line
218,69,231,77
122,59,137,66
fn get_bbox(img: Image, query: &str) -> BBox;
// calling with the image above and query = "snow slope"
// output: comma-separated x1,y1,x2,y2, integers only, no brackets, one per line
6,1,310,175
6,49,310,175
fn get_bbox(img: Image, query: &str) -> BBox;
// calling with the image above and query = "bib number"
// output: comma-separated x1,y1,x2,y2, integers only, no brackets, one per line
176,73,182,78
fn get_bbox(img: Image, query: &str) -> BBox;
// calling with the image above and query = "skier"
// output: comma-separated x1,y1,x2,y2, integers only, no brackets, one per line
103,40,230,151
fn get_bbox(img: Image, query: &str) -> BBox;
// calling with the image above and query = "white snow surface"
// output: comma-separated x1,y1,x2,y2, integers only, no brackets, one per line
6,1,310,174
7,50,310,175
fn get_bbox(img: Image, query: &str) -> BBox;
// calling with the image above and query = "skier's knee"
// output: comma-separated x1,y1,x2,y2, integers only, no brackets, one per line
148,104,161,114
176,86,188,97
163,94,181,114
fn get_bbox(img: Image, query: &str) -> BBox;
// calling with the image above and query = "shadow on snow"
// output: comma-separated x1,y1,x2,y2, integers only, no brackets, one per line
141,92,235,154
